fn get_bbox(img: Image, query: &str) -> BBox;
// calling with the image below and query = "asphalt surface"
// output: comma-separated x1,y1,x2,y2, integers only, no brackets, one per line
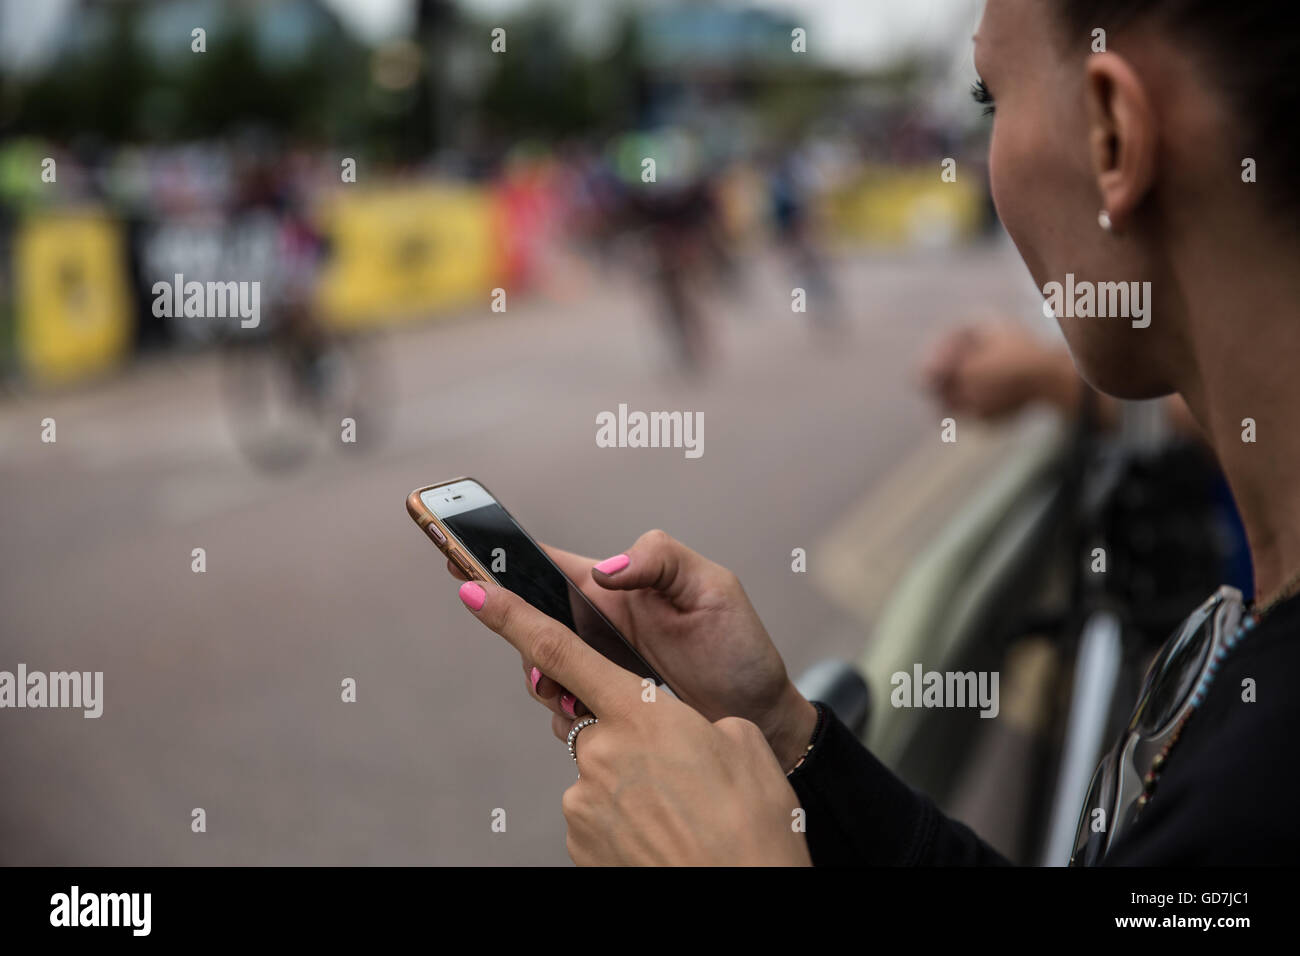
0,240,1036,864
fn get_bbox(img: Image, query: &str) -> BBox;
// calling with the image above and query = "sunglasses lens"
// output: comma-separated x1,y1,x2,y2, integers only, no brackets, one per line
1071,754,1114,866
1133,599,1215,736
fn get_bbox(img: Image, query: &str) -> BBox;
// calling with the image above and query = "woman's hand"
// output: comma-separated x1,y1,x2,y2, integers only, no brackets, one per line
919,320,1080,421
458,577,812,866
447,529,817,770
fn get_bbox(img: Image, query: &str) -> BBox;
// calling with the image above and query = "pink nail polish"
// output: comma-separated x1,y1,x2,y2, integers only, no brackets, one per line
594,553,630,576
560,693,577,717
529,667,542,693
459,581,486,611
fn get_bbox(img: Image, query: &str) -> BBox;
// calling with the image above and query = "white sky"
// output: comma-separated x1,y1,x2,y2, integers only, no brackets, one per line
320,0,982,68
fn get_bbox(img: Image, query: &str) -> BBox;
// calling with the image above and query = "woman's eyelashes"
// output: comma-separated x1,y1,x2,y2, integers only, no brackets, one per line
971,78,996,116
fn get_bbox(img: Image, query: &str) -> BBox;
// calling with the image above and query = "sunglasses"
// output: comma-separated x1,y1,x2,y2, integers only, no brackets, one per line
1070,585,1246,866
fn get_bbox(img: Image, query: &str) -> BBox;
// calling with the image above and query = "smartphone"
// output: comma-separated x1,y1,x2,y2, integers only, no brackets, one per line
407,477,665,687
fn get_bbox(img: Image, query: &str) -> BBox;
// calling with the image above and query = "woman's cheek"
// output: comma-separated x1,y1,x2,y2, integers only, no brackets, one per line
988,122,1046,283
982,117,1055,287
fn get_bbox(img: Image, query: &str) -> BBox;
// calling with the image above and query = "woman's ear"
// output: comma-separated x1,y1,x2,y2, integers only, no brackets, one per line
1083,51,1157,232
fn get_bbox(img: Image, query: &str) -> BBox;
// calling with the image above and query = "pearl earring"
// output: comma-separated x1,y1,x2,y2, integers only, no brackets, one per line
1098,209,1113,231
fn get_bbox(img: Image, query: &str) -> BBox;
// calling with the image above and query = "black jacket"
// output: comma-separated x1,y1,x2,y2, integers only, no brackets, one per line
788,592,1300,865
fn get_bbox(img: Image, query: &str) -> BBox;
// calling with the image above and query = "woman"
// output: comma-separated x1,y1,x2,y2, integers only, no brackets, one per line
450,0,1300,865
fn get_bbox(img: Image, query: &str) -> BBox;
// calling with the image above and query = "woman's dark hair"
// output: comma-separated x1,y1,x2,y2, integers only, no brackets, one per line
1056,1,1300,218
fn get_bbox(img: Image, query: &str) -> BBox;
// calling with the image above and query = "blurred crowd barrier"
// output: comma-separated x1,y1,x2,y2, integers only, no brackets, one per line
0,136,985,388
825,165,985,248
5,189,505,386
0,139,537,386
314,184,500,331
11,210,135,386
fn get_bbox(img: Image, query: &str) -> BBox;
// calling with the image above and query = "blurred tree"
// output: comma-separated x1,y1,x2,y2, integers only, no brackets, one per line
475,5,642,141
3,0,368,146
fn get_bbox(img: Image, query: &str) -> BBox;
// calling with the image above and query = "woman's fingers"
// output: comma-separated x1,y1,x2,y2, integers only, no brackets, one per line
521,655,560,699
443,544,603,720
460,580,638,718
445,544,590,708
533,667,564,701
523,659,589,716
446,541,612,721
919,325,972,388
589,529,717,604
552,710,575,743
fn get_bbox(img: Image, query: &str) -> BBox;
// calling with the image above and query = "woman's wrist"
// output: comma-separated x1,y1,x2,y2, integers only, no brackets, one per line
759,684,820,771
1036,348,1084,414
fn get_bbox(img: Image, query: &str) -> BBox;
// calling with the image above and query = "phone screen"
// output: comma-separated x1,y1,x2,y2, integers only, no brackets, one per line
441,500,662,684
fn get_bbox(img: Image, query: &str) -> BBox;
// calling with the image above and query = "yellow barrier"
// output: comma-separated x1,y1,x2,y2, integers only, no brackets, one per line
314,184,500,331
14,211,132,386
824,167,984,247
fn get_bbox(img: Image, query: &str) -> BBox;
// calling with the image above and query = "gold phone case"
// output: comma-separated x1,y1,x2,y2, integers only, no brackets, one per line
405,477,492,582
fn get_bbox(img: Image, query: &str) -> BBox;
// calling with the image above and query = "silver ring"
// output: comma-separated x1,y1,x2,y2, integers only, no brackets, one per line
566,717,599,769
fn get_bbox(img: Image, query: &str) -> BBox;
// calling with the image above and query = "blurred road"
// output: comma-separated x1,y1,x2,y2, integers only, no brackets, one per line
0,241,1034,865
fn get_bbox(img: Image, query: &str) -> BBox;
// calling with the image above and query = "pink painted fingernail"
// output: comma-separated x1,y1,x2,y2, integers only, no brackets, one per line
594,553,630,576
529,667,542,693
459,581,486,611
560,693,577,717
